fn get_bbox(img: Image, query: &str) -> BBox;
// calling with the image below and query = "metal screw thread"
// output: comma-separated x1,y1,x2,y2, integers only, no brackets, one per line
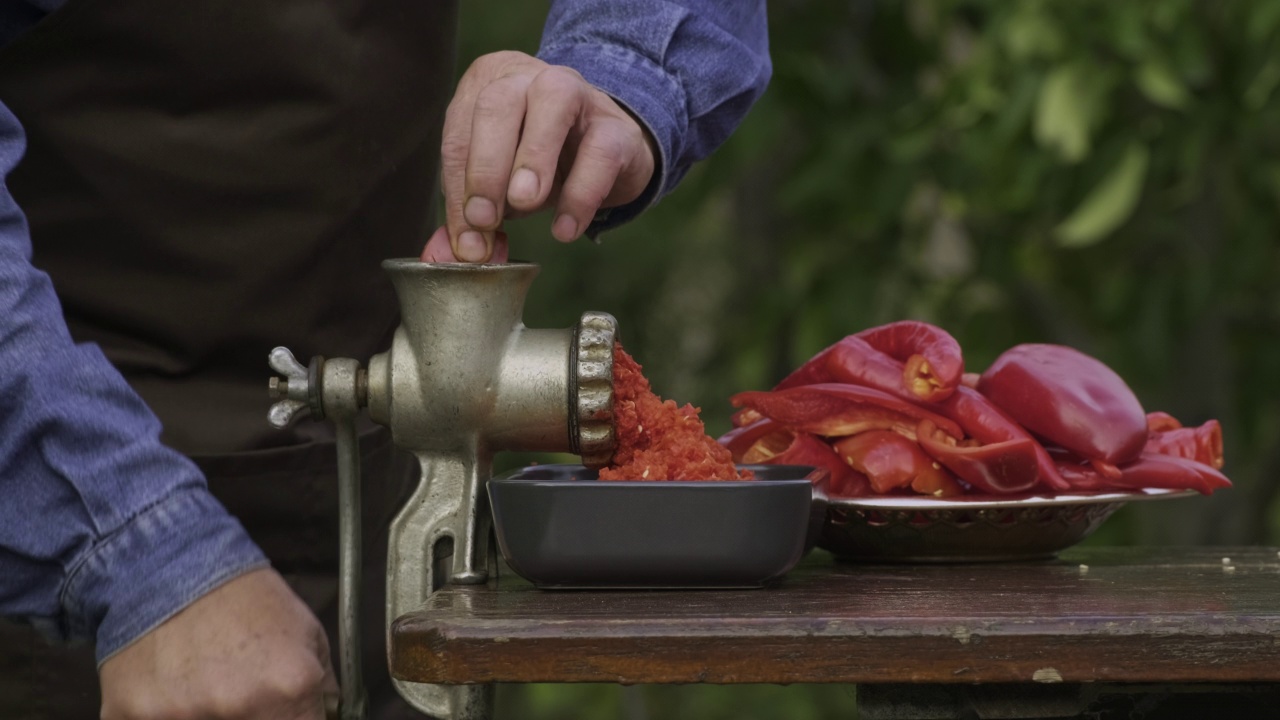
571,311,617,467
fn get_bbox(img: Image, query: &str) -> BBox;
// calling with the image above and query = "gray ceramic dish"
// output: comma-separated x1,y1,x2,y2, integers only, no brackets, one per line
488,464,827,589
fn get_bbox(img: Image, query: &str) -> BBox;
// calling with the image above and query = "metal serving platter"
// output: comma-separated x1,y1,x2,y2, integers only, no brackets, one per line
819,489,1196,563
489,464,827,589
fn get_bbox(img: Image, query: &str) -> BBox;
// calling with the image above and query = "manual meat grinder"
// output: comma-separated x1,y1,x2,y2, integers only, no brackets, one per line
266,259,617,720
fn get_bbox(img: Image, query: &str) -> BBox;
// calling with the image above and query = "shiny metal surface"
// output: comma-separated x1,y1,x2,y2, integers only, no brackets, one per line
374,260,614,718
267,346,314,427
322,359,368,720
570,311,617,467
269,259,617,719
820,489,1196,563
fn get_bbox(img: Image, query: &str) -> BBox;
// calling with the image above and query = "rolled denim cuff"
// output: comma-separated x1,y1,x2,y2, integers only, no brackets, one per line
61,488,268,665
538,42,687,237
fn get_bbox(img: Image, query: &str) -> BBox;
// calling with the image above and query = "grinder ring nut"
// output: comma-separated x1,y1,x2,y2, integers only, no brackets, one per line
571,311,617,467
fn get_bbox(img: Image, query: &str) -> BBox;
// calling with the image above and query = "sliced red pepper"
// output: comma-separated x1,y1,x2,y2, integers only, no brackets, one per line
855,321,964,402
773,335,905,395
778,434,872,497
833,430,962,497
717,417,784,461
730,383,964,441
1145,420,1224,470
1090,459,1123,480
1047,448,1231,495
773,345,840,390
961,372,981,389
932,386,1070,491
1146,411,1183,433
978,344,1147,465
1116,454,1231,495
730,407,764,429
822,336,914,395
1046,447,1111,492
718,419,870,497
910,465,966,497
916,419,1041,494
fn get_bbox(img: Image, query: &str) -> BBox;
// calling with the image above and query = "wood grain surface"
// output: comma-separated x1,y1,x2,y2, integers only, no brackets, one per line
390,547,1280,685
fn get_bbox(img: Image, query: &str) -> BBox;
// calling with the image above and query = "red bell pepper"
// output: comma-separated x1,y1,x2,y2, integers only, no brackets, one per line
718,418,785,461
730,383,964,440
833,430,963,496
1145,420,1224,470
717,418,870,497
773,335,905,393
978,344,1147,465
855,321,964,402
932,386,1070,491
1145,411,1183,432
916,419,1041,494
1047,447,1230,495
1116,454,1232,495
776,433,872,497
1046,447,1111,491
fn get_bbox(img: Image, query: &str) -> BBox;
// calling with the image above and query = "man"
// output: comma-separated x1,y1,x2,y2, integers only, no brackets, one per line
0,1,770,718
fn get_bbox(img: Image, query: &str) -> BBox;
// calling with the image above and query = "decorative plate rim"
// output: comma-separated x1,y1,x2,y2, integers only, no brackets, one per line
828,487,1198,510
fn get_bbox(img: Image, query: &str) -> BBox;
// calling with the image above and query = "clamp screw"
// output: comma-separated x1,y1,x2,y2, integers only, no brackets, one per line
267,346,315,428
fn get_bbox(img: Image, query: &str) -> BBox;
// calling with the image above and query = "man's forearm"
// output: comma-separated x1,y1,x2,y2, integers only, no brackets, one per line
539,0,772,233
0,99,267,663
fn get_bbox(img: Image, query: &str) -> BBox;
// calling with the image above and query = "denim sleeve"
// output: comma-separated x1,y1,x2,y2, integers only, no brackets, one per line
538,0,771,235
0,100,268,665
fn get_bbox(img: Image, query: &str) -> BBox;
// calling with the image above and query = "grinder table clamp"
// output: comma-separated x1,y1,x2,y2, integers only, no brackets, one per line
266,260,618,720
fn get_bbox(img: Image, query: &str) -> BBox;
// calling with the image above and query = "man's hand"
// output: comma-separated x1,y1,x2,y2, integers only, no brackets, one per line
422,50,657,263
100,568,338,720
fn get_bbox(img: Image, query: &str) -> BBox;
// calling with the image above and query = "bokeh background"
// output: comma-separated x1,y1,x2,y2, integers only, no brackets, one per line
462,1,1280,717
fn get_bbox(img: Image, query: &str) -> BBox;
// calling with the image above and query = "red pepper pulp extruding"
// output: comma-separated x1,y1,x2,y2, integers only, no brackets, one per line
600,343,751,481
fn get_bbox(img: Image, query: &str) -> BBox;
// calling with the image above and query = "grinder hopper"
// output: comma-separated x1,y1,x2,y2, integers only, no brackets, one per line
266,259,617,719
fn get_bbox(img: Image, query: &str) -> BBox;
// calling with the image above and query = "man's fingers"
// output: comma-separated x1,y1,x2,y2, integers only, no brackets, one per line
551,121,628,242
421,225,510,263
507,67,585,214
440,90,480,260
464,74,530,232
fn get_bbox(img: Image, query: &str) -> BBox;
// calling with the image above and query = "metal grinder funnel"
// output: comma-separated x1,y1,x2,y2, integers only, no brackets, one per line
267,260,617,719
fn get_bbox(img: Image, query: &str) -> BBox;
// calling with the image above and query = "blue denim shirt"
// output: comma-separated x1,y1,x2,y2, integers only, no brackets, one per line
0,2,770,664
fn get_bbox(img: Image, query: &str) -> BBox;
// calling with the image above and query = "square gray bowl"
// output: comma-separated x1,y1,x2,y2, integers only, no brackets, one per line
488,464,827,589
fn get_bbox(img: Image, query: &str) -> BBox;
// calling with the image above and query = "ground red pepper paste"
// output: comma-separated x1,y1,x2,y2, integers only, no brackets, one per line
599,343,752,481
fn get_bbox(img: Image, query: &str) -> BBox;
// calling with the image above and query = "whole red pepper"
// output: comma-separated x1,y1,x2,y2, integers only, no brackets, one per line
832,430,963,496
978,344,1147,466
730,383,965,441
916,419,1041,494
932,386,1070,491
855,321,964,403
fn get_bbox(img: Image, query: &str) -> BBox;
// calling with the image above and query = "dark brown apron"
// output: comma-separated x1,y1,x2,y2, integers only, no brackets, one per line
0,1,458,717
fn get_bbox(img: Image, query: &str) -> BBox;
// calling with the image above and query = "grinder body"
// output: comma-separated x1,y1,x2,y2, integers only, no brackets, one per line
268,260,616,719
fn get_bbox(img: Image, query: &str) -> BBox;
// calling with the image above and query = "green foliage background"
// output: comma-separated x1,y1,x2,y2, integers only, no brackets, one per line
457,1,1280,717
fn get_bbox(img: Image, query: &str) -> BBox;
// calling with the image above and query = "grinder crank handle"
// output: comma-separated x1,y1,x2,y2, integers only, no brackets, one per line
269,348,368,720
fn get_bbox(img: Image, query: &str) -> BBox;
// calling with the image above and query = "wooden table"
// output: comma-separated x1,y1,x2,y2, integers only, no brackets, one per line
392,547,1280,718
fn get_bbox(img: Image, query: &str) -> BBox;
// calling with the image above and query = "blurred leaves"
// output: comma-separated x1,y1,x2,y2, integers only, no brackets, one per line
1035,63,1109,162
1054,142,1149,247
